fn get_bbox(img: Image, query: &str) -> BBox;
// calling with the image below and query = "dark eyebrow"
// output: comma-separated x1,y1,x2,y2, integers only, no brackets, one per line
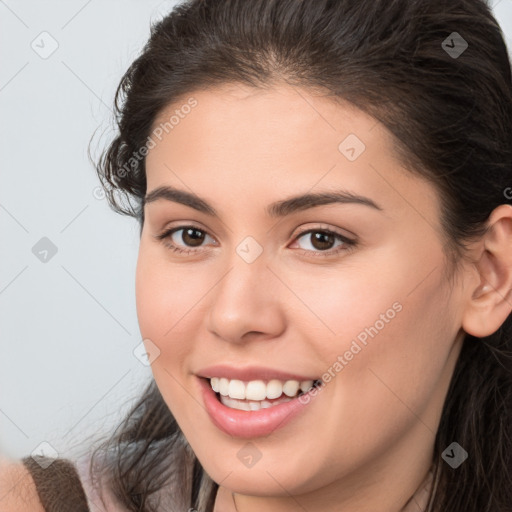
143,185,383,217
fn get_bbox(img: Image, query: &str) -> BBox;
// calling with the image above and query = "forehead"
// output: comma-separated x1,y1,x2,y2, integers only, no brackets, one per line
149,83,388,161
145,83,441,228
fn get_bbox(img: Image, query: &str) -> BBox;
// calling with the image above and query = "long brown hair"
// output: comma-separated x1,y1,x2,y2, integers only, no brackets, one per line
86,1,512,510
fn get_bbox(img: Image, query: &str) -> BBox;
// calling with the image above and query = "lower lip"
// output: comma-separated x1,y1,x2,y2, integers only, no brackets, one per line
198,377,318,438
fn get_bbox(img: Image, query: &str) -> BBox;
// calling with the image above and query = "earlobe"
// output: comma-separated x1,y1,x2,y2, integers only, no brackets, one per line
461,204,512,338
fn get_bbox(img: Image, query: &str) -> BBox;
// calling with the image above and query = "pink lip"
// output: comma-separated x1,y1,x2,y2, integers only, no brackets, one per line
196,364,318,382
197,376,319,438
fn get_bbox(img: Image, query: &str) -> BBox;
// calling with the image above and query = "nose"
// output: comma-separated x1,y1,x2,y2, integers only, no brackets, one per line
206,251,286,345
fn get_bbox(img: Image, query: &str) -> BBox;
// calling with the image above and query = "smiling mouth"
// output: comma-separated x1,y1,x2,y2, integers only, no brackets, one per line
207,377,322,411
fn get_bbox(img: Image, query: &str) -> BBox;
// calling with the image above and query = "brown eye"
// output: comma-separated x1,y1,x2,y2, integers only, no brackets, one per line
310,231,336,250
180,227,206,247
296,230,342,252
155,225,216,253
292,228,356,258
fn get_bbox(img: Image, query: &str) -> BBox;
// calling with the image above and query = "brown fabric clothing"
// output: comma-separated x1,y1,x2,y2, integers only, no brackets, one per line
21,456,90,512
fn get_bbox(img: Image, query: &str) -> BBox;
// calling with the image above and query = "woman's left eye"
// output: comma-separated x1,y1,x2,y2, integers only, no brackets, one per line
292,229,356,256
154,225,356,257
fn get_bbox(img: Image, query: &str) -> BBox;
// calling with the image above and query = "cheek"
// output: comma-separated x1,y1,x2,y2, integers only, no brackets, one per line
135,248,209,385
320,267,454,445
135,251,205,420
135,245,206,342
288,246,454,430
301,240,453,376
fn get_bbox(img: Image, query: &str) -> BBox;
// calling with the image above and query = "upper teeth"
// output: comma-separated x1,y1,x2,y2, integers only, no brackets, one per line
210,377,315,401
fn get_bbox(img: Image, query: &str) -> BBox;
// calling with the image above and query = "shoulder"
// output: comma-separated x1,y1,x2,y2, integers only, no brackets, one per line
0,457,45,512
21,455,91,511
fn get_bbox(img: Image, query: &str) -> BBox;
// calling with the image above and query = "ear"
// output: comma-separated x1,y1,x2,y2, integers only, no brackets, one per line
461,204,512,338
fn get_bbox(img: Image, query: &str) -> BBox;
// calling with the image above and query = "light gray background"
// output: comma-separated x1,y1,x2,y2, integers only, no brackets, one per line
1,0,511,460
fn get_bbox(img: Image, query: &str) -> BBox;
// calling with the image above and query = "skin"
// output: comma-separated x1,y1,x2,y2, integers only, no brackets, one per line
0,458,45,512
135,83,512,512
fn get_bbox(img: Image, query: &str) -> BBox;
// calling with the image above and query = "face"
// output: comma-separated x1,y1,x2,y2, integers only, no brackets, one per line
136,83,466,503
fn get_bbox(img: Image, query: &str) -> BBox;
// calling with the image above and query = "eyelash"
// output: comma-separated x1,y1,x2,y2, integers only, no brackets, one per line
154,225,357,258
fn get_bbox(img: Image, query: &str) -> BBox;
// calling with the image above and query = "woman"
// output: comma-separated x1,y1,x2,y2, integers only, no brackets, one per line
2,0,511,511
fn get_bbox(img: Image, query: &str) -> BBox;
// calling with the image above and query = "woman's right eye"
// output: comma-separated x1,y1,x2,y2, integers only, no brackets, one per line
155,226,217,254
